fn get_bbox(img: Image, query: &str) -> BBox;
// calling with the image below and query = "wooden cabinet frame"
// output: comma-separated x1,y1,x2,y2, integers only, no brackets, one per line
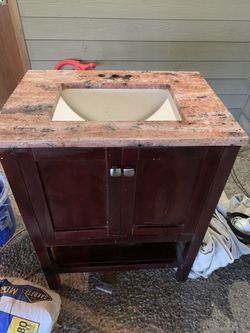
0,146,239,289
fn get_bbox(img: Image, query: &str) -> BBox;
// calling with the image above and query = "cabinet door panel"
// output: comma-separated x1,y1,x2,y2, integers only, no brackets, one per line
130,147,219,233
37,158,107,230
18,148,110,241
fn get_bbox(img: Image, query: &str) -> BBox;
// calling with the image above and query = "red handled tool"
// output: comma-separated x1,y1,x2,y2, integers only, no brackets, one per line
54,59,96,70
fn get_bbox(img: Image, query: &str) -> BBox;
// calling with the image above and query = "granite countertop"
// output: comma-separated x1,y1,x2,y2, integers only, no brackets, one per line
0,70,248,148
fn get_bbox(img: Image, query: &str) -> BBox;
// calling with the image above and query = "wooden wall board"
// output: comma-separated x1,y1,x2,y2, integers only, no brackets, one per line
0,0,30,108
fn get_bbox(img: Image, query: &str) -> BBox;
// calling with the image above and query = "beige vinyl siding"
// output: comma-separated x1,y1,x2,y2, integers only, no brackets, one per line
20,18,250,42
18,0,250,130
243,96,250,121
17,0,250,20
27,41,250,61
240,96,250,134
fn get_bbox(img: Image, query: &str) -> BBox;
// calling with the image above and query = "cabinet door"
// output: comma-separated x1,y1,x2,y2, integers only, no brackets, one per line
121,147,222,237
17,148,113,242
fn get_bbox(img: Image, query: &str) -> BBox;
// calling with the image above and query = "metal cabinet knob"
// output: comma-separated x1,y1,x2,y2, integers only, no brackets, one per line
110,166,122,177
123,167,135,177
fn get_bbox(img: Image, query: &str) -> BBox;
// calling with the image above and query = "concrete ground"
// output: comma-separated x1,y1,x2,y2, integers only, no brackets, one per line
0,145,249,333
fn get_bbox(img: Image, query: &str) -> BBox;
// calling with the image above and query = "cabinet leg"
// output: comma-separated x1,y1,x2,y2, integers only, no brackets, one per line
43,269,61,290
176,264,190,282
176,147,241,282
175,241,191,282
175,235,207,282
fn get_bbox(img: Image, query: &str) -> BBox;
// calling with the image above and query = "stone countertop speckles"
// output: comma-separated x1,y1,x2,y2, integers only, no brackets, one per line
0,70,248,148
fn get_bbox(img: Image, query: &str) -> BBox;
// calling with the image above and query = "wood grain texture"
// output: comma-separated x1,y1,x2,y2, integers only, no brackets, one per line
0,150,60,289
133,148,206,228
21,18,250,42
0,1,30,108
17,0,250,20
37,155,108,230
8,0,30,72
106,148,122,236
1,146,240,285
176,146,240,281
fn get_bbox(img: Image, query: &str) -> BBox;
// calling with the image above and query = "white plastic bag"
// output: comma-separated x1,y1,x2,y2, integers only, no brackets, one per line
189,191,250,279
0,277,61,333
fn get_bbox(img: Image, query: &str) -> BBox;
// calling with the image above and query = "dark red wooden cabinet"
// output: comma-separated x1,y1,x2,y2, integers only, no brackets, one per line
0,146,239,288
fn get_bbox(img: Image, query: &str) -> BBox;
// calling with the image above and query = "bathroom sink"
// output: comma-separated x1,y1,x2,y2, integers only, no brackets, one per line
52,88,181,121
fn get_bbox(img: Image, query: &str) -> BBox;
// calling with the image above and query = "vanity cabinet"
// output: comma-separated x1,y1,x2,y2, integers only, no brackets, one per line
0,145,239,289
14,147,218,240
0,69,247,289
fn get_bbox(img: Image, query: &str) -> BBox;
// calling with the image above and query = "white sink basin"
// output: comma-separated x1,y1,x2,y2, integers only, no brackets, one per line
52,88,181,121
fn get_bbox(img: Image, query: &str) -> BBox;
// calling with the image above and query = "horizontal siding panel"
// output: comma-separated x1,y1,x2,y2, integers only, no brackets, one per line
243,97,250,120
229,108,243,120
207,80,250,95
238,113,250,135
22,18,250,42
17,0,250,20
219,95,247,109
27,41,250,61
30,61,250,79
